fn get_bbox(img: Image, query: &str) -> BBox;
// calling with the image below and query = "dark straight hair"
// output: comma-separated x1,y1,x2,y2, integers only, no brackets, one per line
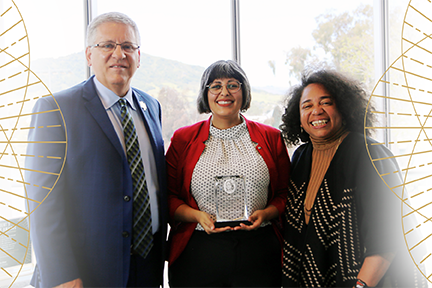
197,60,251,114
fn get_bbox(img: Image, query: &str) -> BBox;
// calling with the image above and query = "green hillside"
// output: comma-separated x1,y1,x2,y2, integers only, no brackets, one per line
30,51,204,95
30,52,285,142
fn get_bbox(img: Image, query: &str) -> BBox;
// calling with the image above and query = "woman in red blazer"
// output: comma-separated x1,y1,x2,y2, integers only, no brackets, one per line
166,60,290,287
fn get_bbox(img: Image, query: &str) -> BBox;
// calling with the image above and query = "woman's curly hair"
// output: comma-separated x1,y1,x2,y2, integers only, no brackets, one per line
280,69,375,146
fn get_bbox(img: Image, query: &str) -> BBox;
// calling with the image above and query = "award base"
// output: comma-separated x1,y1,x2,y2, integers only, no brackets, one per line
214,220,252,228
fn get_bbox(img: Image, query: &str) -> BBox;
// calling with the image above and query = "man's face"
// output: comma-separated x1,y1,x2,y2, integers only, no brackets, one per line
85,22,140,96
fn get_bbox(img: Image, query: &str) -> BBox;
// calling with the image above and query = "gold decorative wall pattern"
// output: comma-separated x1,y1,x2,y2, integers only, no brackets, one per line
0,1,66,287
367,0,432,283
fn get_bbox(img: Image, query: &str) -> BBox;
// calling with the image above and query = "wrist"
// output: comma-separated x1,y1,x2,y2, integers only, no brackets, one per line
356,279,368,288
195,210,206,223
262,205,278,221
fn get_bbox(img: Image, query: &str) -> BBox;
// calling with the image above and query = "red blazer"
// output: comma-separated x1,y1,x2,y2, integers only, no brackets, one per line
166,116,290,265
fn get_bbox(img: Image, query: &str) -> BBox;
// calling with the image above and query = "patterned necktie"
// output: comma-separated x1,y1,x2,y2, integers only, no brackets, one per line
118,98,153,258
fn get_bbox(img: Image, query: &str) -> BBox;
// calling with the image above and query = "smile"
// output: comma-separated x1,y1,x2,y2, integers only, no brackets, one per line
311,120,328,126
217,100,233,105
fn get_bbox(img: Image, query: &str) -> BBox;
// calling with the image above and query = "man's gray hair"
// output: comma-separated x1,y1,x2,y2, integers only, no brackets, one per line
86,12,141,46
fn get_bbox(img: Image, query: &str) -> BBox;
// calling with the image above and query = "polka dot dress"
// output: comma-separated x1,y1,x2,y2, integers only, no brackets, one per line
191,118,270,230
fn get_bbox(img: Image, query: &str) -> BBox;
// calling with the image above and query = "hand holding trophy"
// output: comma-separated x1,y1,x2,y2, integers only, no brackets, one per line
214,175,252,228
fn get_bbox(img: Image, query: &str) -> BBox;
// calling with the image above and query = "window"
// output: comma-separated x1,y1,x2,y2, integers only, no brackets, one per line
93,0,232,149
3,0,431,286
385,0,432,280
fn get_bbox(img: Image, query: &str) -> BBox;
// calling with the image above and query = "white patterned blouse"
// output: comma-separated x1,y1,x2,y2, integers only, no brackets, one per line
191,117,271,231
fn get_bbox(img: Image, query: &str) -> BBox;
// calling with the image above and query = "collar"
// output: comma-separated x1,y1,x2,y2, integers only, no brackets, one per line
310,126,349,150
209,115,247,140
93,77,136,111
200,114,258,143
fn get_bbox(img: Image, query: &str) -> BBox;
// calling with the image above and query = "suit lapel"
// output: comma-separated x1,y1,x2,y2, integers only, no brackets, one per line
132,91,162,157
82,77,125,158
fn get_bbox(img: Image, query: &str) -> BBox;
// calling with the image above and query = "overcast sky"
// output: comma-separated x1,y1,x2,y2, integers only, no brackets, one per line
13,0,410,90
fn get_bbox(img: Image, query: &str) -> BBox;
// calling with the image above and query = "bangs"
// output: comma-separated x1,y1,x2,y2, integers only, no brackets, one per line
208,63,242,83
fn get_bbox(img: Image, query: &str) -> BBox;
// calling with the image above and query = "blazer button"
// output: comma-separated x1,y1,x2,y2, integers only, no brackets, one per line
257,146,262,150
124,195,131,202
122,231,129,238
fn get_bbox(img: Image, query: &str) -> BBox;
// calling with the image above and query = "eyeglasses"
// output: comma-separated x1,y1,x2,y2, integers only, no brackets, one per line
90,41,140,53
206,80,242,95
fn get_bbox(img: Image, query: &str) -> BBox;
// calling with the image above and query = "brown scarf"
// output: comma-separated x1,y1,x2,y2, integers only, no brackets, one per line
303,127,349,224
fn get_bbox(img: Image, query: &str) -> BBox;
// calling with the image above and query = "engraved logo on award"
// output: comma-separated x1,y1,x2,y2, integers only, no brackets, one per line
223,178,236,194
214,175,252,228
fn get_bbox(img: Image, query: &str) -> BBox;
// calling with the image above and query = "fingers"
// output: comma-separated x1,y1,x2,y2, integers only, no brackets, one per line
247,221,261,230
202,224,215,234
233,211,264,231
197,212,234,234
233,221,259,231
197,212,215,234
204,226,233,234
199,210,268,233
212,226,233,233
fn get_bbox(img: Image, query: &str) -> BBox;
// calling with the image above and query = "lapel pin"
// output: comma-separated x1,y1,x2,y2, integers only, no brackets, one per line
139,101,147,111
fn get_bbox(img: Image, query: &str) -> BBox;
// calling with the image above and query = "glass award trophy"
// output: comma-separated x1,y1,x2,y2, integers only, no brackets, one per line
214,175,252,228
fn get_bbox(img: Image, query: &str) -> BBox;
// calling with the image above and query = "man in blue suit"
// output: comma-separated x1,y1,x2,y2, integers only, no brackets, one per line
26,12,167,287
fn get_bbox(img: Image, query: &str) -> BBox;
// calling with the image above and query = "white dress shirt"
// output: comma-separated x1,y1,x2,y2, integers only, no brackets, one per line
93,77,159,234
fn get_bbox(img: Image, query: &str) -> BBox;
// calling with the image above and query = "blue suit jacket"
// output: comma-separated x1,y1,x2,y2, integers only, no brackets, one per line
26,76,167,287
